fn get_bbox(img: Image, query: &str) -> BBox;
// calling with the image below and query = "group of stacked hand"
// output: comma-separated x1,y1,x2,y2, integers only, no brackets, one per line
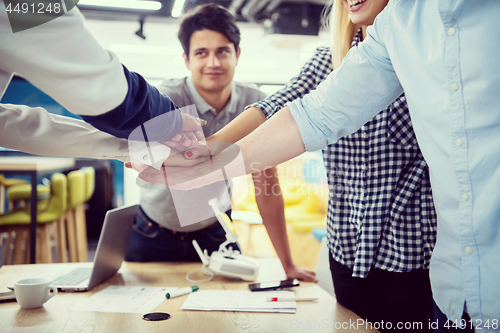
126,113,242,190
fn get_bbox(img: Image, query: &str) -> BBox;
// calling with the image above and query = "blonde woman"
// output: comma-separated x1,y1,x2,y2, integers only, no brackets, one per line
186,0,436,331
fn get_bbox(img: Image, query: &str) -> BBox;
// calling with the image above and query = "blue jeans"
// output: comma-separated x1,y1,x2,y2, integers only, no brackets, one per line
124,206,240,262
433,302,475,332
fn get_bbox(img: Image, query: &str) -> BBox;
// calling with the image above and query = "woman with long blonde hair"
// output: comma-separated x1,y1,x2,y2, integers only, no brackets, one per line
176,0,436,330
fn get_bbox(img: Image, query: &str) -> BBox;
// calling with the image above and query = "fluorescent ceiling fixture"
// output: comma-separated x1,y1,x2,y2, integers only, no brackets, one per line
238,59,281,69
171,0,186,18
109,44,183,56
78,0,162,11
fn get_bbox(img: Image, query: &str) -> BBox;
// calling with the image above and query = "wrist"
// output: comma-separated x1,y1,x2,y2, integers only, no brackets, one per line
282,261,296,273
206,134,215,143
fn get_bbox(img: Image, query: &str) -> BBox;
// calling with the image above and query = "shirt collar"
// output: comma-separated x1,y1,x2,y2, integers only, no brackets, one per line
186,77,239,115
186,77,214,115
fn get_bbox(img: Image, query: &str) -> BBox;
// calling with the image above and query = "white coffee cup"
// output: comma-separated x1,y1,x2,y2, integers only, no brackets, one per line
14,278,57,309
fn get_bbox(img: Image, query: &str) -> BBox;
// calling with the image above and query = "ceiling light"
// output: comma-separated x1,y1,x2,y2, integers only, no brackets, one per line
78,0,162,11
171,0,186,18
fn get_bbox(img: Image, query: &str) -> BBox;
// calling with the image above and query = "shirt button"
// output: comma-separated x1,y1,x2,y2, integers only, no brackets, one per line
464,247,473,254
451,83,459,91
447,27,456,36
455,138,463,146
461,193,469,201
143,154,149,161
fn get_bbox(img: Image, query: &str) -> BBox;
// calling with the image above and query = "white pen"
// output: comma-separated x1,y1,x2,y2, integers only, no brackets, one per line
267,297,318,302
166,286,199,299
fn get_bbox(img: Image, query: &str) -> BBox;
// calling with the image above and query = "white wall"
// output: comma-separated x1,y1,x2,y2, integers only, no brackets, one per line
83,18,330,86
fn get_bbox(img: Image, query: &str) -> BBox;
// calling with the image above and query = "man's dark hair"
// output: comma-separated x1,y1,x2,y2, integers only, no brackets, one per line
178,3,241,58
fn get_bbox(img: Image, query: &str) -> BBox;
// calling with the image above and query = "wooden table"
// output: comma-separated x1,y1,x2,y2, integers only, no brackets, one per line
0,157,75,263
0,259,378,332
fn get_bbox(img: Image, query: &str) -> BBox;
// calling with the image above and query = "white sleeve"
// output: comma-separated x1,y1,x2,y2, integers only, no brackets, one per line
0,6,127,116
0,103,130,162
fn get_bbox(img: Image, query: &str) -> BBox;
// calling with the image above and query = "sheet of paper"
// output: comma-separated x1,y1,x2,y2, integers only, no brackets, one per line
71,286,176,313
181,290,296,313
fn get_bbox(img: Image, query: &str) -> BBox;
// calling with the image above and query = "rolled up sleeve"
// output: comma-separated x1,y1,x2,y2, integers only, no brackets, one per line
287,5,403,151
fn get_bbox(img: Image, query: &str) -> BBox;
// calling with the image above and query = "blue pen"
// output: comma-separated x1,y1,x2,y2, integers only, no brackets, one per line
166,286,199,299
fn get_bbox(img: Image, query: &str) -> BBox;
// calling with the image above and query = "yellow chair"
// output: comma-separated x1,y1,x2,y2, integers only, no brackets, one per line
0,174,29,214
78,167,95,261
7,183,50,211
81,167,95,203
0,173,67,265
0,174,28,187
64,170,86,262
65,167,94,262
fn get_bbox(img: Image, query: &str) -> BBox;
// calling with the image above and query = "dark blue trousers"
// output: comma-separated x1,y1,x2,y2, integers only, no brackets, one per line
125,206,239,262
329,254,434,332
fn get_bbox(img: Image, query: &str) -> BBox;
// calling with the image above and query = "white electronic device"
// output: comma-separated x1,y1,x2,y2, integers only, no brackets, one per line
192,199,259,281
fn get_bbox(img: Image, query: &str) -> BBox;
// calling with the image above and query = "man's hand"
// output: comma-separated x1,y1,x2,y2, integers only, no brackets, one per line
284,264,318,283
125,149,209,170
164,113,206,151
126,159,218,189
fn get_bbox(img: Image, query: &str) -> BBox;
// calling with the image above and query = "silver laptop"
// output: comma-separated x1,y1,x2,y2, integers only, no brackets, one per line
52,204,137,292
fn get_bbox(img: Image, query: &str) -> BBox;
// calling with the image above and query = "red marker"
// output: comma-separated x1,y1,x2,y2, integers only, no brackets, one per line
267,297,318,302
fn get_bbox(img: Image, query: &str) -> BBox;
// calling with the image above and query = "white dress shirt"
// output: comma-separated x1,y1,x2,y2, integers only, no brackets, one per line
0,2,129,160
0,3,168,163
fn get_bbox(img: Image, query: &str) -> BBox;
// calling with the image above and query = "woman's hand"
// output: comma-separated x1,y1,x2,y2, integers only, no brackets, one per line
126,142,245,190
163,113,206,151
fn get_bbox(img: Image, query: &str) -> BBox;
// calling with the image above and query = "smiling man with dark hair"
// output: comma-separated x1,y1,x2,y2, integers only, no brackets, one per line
124,3,316,282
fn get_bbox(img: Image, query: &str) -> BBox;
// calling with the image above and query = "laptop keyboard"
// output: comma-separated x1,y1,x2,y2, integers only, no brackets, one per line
52,268,92,286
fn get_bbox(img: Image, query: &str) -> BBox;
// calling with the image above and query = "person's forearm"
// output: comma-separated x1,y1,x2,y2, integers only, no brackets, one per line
239,106,305,174
81,66,182,141
2,7,181,141
142,107,304,189
253,168,294,271
209,106,266,145
0,104,129,161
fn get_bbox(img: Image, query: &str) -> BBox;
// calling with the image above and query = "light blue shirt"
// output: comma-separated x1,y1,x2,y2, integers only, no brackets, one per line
288,0,500,327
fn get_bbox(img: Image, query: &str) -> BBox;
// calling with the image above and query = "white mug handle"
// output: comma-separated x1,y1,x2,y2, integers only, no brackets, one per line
45,285,58,302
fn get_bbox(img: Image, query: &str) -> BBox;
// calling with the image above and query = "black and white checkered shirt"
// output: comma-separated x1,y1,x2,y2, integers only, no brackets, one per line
251,30,437,278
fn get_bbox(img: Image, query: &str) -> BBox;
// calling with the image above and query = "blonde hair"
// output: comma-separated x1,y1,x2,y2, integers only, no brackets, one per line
323,0,357,69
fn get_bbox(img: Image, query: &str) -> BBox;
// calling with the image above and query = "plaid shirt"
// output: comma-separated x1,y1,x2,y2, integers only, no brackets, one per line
251,30,437,278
